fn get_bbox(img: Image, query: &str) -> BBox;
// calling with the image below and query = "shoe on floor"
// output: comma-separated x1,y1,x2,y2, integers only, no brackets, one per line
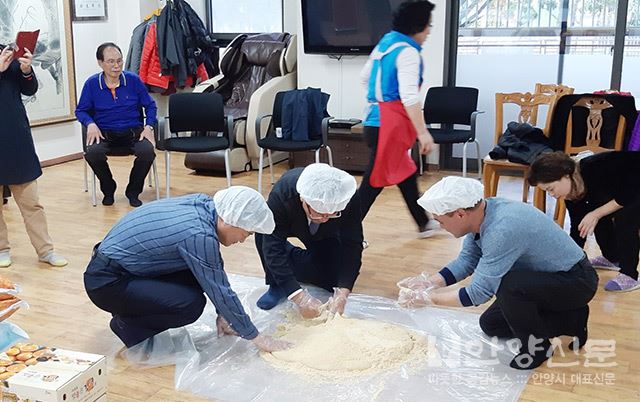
257,285,286,310
102,194,115,206
589,255,620,271
128,197,142,208
418,220,441,239
0,252,11,268
39,252,68,267
509,339,552,370
604,273,640,292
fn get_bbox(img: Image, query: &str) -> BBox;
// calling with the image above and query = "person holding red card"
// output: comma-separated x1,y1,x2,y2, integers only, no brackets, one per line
0,44,68,268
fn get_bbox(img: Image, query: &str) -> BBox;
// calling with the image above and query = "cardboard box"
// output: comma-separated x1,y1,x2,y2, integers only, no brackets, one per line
0,344,106,402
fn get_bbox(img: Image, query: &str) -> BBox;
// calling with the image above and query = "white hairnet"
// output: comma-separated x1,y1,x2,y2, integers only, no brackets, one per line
213,186,275,234
417,176,484,215
296,163,357,214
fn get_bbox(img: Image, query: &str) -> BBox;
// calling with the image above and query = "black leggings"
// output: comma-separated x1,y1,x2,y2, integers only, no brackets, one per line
592,200,640,280
356,126,428,228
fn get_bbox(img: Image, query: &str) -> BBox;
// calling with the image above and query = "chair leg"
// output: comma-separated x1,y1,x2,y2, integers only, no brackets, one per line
522,175,529,203
267,149,274,185
91,172,97,207
224,148,232,188
152,160,160,200
147,171,152,187
83,158,88,192
555,198,567,227
533,187,545,211
482,164,493,197
165,151,171,198
258,148,264,194
462,142,469,178
325,146,333,166
314,149,320,163
419,153,424,176
474,140,482,179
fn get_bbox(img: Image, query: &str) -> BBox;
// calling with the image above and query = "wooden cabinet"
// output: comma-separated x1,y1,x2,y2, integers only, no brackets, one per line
289,124,370,172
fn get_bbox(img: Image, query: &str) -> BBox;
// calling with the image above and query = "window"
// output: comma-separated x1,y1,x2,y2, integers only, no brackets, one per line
208,0,283,44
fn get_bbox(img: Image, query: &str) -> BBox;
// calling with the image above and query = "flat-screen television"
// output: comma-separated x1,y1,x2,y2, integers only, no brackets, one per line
301,0,404,55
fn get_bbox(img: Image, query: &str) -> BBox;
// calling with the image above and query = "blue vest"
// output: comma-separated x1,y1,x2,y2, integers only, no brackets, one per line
363,31,423,127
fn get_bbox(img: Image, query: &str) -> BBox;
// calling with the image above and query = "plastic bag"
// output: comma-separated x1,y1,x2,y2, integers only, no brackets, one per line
0,321,29,352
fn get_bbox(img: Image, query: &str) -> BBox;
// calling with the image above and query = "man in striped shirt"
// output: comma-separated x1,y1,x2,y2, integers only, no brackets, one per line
84,187,290,352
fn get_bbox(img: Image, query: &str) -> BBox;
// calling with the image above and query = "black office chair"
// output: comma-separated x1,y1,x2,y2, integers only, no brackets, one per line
423,86,483,177
82,124,160,207
157,92,234,197
255,91,333,193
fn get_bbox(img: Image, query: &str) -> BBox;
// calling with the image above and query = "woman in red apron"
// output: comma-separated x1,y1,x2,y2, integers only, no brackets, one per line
358,1,438,239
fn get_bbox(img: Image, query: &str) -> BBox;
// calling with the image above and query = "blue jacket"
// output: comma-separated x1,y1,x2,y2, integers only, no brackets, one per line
281,88,329,141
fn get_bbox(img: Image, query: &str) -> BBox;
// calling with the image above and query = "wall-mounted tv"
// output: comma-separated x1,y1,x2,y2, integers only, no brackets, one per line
301,0,404,55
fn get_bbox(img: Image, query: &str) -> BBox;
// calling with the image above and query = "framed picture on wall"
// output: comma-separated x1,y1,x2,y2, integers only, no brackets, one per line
0,0,77,126
71,0,108,21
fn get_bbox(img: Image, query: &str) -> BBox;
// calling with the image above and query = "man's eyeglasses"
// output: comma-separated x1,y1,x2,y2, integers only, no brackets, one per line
303,202,342,220
104,59,123,66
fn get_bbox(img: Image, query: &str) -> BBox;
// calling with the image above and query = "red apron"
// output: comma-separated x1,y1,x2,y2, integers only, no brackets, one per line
369,100,417,188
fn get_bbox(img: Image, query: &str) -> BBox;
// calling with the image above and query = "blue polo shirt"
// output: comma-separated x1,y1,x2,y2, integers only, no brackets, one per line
75,71,157,131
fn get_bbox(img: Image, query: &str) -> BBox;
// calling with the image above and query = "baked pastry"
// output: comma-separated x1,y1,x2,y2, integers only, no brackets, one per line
15,352,33,361
5,348,19,357
19,344,38,353
7,363,26,373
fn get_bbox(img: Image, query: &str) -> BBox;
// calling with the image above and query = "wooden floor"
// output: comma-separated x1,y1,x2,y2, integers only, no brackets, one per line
2,155,638,402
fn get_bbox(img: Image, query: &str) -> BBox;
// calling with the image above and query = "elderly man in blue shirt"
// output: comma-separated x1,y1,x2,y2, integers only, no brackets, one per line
397,177,598,370
83,186,290,353
76,42,157,207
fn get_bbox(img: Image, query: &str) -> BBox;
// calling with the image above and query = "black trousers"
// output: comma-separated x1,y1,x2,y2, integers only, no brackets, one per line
479,257,598,345
357,126,428,228
593,200,640,280
255,234,341,293
84,252,206,348
84,128,155,198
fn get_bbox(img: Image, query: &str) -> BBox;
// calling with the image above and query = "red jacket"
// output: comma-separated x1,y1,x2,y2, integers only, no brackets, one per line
139,22,208,90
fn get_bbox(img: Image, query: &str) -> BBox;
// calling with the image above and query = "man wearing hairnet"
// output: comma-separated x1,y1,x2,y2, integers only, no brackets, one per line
397,177,598,370
255,163,364,318
83,187,290,352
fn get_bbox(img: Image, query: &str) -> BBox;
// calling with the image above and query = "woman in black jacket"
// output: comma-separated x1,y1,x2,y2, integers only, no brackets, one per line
0,44,67,268
528,151,640,293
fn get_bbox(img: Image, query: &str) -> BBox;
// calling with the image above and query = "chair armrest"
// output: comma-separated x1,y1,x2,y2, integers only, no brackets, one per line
255,114,273,142
225,115,235,149
81,124,88,153
321,117,333,146
470,110,485,140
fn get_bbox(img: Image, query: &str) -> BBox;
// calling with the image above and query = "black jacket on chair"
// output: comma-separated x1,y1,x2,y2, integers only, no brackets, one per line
489,122,553,165
281,88,330,142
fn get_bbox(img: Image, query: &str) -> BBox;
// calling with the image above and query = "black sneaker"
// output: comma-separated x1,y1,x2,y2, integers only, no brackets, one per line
102,194,115,206
128,197,142,207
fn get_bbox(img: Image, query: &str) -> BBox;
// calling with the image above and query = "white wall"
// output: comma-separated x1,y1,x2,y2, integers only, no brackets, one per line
291,0,447,163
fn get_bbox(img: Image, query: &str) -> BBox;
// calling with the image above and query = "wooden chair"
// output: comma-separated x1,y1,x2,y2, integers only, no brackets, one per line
552,96,627,225
482,92,556,204
530,84,575,210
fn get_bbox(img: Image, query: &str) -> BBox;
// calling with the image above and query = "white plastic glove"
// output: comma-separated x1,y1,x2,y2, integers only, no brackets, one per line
397,271,436,291
291,289,324,319
216,315,239,338
327,287,350,316
398,287,435,308
252,333,292,352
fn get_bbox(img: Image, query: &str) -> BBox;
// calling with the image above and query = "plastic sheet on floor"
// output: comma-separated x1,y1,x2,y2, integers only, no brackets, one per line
124,274,531,401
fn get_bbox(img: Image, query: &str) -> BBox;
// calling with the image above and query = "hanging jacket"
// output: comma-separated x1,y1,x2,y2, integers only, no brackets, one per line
125,17,155,74
139,22,208,92
281,88,330,142
489,122,553,165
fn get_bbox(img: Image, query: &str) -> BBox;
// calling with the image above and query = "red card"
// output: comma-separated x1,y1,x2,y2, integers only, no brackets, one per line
14,30,40,59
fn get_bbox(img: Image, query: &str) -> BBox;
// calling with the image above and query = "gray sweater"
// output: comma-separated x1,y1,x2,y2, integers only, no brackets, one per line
440,198,585,306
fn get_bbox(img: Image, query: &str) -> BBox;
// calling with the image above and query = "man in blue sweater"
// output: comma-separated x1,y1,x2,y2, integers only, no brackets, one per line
398,177,598,370
84,186,290,353
76,42,157,207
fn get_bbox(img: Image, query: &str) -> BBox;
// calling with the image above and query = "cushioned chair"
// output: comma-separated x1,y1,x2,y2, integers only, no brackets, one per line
82,124,160,207
255,91,333,193
185,32,298,173
157,92,234,197
423,86,483,177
